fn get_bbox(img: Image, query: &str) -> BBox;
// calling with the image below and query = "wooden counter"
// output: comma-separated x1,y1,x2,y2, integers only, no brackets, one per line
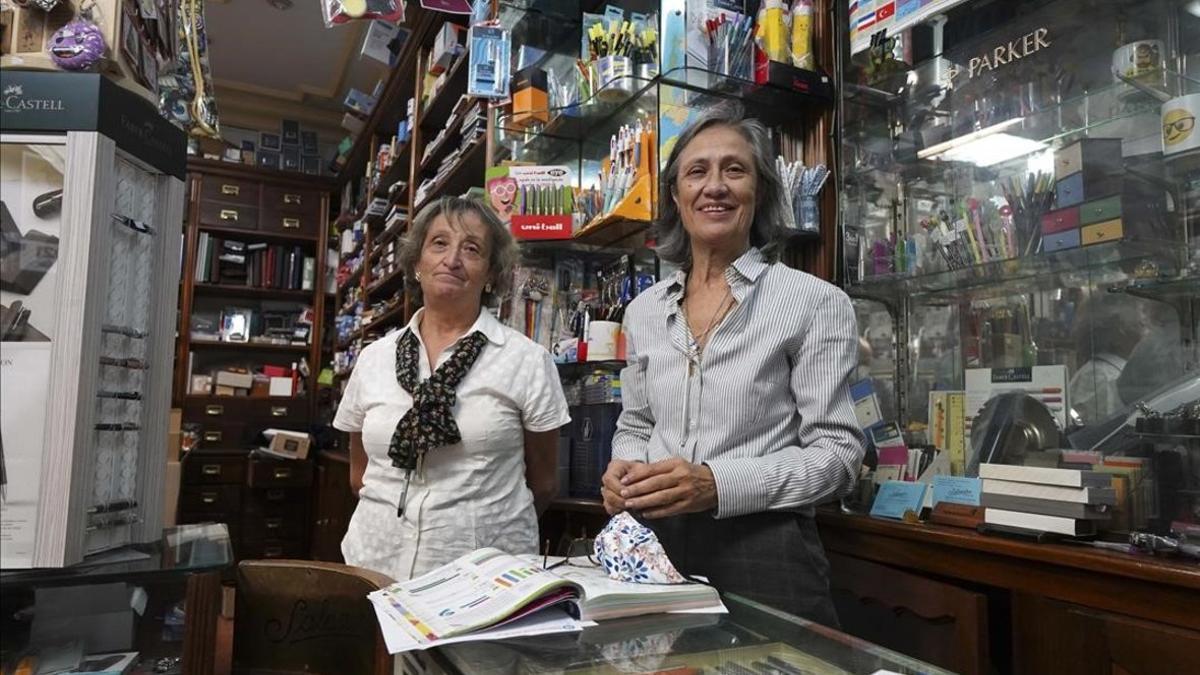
815,509,1200,674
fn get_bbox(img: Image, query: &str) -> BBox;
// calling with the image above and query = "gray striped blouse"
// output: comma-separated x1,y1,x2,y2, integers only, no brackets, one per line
613,247,866,518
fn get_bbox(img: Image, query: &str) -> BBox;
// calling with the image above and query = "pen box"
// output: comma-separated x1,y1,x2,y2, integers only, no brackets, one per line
512,66,549,127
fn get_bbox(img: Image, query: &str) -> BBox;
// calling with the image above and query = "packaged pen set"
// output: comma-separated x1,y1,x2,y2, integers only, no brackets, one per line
485,165,575,240
576,120,656,230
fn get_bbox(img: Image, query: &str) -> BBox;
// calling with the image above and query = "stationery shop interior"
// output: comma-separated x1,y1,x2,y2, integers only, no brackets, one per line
1,1,1198,674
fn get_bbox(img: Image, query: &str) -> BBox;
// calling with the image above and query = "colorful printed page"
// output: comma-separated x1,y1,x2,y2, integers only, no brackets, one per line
368,547,579,644
541,559,726,621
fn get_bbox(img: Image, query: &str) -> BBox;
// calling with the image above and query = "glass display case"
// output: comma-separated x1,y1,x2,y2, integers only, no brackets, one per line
426,593,951,675
0,523,232,674
838,0,1200,537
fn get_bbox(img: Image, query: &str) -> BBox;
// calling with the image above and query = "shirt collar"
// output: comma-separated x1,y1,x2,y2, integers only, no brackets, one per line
663,246,769,310
402,307,507,347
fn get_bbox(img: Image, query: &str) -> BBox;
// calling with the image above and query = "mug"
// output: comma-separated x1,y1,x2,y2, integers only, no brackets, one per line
1162,93,1200,156
1112,40,1164,85
586,321,621,361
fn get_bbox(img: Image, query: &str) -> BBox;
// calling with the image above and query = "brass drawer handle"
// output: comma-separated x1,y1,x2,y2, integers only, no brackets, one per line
219,209,239,222
270,406,288,417
203,431,223,443
266,489,286,501
283,193,302,205
273,467,292,479
205,404,224,416
266,519,282,530
202,464,222,476
282,217,300,229
201,492,218,504
264,546,284,557
221,184,240,196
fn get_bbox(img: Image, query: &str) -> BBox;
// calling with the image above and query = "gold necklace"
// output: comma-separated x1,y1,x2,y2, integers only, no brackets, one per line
688,285,734,354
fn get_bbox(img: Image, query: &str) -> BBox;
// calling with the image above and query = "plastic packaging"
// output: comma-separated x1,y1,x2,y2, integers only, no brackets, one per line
322,0,406,27
791,0,814,69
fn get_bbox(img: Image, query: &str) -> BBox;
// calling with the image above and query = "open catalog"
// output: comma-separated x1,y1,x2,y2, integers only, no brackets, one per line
368,547,726,653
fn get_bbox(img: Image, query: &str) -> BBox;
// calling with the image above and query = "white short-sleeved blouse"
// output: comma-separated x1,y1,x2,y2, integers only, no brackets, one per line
333,307,570,581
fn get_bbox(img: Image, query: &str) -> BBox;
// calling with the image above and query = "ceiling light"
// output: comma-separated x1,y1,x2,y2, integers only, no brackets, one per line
917,118,1047,167
267,0,293,9
1187,1,1200,18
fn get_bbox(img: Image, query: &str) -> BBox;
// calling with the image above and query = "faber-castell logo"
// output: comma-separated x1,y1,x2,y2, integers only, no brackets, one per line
2,84,65,113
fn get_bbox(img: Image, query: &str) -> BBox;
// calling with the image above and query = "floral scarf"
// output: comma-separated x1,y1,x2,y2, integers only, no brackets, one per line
387,328,489,480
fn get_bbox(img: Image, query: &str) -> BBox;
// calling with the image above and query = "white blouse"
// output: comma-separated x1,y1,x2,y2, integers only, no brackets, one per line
333,308,570,581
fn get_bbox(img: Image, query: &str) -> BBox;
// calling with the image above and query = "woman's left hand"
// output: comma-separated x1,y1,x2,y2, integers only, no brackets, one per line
619,457,718,518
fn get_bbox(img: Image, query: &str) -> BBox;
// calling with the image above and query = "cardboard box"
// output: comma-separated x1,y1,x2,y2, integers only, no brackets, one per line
190,375,212,395
215,370,254,389
512,67,549,127
168,408,182,461
269,377,294,397
269,431,311,461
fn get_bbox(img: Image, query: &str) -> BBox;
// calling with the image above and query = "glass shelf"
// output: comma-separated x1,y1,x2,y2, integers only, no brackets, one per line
847,238,1184,304
495,74,658,162
1109,275,1200,302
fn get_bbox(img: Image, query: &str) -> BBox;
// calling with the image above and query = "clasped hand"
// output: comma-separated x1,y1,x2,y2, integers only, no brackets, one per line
600,457,717,519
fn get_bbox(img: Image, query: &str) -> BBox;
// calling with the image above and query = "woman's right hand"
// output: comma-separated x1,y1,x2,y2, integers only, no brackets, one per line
601,459,641,515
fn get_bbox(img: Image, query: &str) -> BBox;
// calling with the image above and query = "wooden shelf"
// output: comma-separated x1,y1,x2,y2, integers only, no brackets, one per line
338,9,438,181
361,303,406,333
372,141,412,200
197,225,319,245
193,283,313,301
413,140,487,212
574,216,650,248
190,340,311,354
418,52,470,132
367,266,405,297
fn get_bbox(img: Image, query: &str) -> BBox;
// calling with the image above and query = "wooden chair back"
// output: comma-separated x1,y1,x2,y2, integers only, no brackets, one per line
233,559,395,675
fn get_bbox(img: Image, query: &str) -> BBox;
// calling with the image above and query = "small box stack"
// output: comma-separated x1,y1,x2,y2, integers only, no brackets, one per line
980,463,1116,536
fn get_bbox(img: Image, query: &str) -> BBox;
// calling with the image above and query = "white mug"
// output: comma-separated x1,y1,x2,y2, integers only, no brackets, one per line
1112,40,1165,84
586,321,621,361
1162,94,1200,156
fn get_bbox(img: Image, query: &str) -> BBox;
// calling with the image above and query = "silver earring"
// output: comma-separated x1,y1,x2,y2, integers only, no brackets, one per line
415,271,422,282
485,283,492,293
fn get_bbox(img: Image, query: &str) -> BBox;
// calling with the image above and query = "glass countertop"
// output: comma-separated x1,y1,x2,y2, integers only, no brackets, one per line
428,594,950,675
0,523,233,588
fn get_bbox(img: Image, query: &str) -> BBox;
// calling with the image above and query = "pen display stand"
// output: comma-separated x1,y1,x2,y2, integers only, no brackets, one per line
0,72,185,568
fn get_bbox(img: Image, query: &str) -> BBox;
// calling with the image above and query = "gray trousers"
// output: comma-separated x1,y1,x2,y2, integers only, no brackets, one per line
643,510,840,628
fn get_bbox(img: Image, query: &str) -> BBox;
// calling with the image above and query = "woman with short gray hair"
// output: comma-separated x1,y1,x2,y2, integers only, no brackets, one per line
333,196,570,581
601,102,865,626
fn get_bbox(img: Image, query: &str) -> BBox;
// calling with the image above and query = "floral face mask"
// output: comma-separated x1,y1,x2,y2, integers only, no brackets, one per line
593,512,687,584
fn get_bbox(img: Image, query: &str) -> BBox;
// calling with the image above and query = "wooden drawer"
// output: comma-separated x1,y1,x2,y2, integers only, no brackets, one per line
182,453,246,485
1078,195,1121,226
248,399,306,423
198,200,259,230
200,175,260,207
245,486,308,513
179,484,242,515
258,208,319,237
240,538,307,560
1054,141,1083,178
262,185,321,217
190,421,249,450
1043,229,1081,252
242,513,306,541
1041,207,1080,234
247,458,313,488
1082,218,1123,245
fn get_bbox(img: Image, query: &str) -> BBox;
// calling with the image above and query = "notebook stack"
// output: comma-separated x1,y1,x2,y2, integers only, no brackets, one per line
980,463,1116,536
